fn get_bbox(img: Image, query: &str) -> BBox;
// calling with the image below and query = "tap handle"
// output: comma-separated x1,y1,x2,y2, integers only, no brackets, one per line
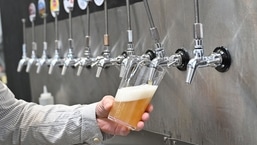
213,46,231,72
104,34,109,46
43,41,48,51
175,48,190,71
32,42,37,51
22,44,27,58
21,18,26,45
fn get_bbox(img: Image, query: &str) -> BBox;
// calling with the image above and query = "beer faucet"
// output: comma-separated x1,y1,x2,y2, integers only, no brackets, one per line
186,0,231,84
118,0,138,78
48,0,63,75
36,1,49,73
92,0,119,78
142,0,189,70
75,1,96,76
26,3,38,73
61,0,78,75
17,19,29,72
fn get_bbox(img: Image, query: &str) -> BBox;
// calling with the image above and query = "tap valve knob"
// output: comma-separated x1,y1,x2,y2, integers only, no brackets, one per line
213,46,231,72
144,49,156,61
175,48,190,71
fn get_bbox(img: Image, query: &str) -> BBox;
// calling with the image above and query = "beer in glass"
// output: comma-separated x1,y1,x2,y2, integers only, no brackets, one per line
108,61,165,130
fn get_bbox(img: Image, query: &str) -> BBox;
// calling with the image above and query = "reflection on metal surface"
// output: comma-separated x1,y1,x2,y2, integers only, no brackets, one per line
27,0,257,145
103,130,198,145
104,130,168,145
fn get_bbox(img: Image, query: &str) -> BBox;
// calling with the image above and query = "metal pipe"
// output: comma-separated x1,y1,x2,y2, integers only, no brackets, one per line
55,16,58,42
22,19,26,44
69,9,72,40
104,0,108,37
85,4,90,48
143,0,155,28
126,0,131,31
194,0,200,23
32,20,35,46
43,15,47,42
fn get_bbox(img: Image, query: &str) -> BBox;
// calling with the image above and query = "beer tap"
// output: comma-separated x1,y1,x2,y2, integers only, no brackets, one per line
17,18,29,72
92,0,119,78
142,0,189,70
48,0,64,75
75,0,96,76
36,0,49,73
186,0,231,84
61,0,78,75
26,3,38,73
118,0,138,78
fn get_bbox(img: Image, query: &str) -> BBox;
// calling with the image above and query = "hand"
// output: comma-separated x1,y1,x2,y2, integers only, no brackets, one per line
96,95,153,136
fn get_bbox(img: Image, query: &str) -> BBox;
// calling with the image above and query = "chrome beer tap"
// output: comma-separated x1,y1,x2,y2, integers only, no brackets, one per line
75,1,96,76
93,0,118,78
118,0,138,78
17,18,29,72
48,0,63,74
186,0,231,84
142,0,189,71
36,0,49,73
61,0,77,75
26,3,38,73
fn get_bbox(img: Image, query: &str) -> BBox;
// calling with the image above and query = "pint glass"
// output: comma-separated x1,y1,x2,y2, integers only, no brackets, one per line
108,60,165,130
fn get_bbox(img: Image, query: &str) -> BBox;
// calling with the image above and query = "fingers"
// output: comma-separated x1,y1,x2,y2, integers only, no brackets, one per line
96,95,114,118
102,95,114,111
97,118,130,136
136,121,145,131
146,104,153,113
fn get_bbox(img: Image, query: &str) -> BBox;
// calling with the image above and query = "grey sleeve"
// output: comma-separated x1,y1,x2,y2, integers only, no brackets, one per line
0,82,104,145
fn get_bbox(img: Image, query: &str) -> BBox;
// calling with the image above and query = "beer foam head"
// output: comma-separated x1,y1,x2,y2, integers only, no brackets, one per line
115,84,158,102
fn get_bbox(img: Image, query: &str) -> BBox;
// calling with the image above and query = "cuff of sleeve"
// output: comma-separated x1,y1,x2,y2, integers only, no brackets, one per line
80,103,104,145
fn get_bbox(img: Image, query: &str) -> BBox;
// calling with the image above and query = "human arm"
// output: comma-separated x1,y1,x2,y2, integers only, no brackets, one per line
0,82,152,145
0,82,102,145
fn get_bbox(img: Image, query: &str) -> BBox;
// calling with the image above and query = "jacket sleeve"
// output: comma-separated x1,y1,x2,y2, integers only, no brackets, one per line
0,82,104,145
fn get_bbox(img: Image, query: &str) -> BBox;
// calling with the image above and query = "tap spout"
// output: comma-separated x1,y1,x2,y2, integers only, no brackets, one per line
48,52,63,74
26,49,38,72
186,57,199,84
36,42,49,73
17,44,29,72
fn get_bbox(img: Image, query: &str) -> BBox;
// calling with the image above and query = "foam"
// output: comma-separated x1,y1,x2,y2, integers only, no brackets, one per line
115,84,158,102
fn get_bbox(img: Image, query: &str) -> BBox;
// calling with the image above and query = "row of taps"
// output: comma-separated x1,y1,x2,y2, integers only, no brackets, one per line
17,0,231,84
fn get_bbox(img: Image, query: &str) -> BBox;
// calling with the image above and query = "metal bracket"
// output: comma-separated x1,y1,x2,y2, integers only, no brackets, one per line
164,137,199,145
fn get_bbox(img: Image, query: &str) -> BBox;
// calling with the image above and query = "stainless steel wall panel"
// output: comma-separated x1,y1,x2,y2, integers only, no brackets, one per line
26,0,257,144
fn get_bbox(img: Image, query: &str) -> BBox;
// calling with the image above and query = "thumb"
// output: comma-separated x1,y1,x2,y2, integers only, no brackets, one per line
96,95,114,118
